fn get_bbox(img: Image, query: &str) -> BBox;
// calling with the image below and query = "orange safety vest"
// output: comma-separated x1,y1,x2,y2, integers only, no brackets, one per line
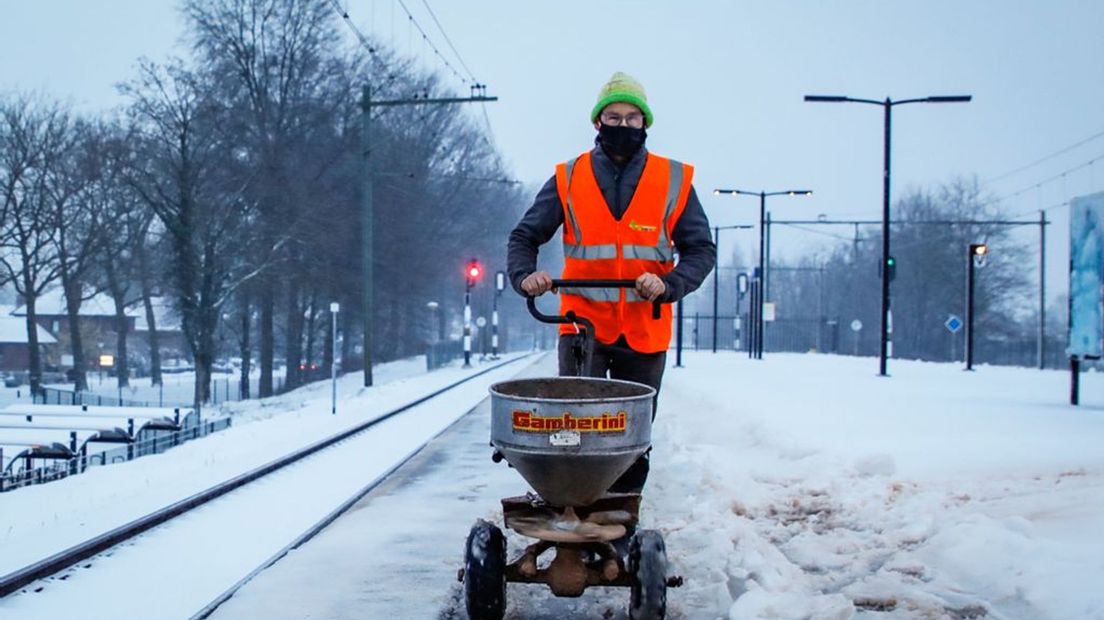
555,151,694,353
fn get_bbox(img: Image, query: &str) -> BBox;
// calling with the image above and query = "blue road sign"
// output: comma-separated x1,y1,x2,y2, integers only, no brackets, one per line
945,315,963,333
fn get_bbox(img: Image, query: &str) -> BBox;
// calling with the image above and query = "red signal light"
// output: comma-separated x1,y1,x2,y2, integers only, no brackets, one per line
466,259,483,283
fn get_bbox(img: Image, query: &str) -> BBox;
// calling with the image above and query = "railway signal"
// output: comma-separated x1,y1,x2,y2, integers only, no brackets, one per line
464,258,482,367
466,259,483,291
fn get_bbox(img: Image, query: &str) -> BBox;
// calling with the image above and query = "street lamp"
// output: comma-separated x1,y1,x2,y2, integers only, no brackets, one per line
805,93,971,376
709,224,754,353
965,243,988,371
713,189,813,359
330,302,339,414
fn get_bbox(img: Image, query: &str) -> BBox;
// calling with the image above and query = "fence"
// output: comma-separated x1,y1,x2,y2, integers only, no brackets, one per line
0,416,232,493
677,314,838,354
34,386,187,408
679,313,1073,369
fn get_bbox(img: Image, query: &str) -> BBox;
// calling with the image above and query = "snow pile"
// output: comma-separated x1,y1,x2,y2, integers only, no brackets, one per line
649,353,1104,619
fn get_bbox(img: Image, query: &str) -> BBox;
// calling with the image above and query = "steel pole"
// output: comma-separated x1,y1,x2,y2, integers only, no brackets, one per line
765,211,772,304
492,293,500,358
748,280,756,358
331,309,337,414
360,85,374,387
463,287,472,368
1038,210,1046,369
712,226,720,353
966,248,976,371
757,192,766,360
879,99,892,377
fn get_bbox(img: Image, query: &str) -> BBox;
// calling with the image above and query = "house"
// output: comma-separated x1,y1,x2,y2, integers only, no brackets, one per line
12,289,143,374
0,311,58,373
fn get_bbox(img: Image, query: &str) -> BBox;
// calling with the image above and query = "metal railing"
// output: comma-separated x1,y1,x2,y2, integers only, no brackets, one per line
0,417,232,493
34,386,190,408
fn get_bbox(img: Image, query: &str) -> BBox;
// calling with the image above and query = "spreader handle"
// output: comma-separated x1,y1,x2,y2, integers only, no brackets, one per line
545,279,663,320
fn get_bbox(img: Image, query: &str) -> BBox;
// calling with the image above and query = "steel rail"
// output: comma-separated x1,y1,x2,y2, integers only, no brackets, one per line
0,353,535,598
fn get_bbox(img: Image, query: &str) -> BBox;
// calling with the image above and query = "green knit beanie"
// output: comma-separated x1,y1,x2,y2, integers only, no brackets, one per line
591,72,653,128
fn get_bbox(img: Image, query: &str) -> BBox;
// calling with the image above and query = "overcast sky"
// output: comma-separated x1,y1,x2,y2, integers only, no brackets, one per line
2,0,1101,304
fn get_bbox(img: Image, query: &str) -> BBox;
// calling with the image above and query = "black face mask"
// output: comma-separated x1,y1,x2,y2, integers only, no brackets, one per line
597,123,647,160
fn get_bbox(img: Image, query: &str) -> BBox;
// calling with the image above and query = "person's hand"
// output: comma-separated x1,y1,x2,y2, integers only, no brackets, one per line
635,273,666,302
521,271,554,296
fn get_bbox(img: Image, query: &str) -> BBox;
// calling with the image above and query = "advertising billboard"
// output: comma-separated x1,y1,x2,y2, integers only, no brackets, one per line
1068,192,1104,358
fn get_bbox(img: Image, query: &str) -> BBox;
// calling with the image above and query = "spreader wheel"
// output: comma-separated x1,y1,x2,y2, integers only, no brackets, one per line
464,519,507,620
628,529,667,620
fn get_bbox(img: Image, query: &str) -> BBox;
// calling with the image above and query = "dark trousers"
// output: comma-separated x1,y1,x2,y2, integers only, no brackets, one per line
557,334,666,494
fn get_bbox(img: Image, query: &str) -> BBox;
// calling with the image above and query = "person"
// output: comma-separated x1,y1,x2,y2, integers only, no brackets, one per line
507,72,716,495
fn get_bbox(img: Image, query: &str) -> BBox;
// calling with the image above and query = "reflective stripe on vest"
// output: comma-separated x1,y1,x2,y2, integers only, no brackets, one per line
564,244,672,261
561,158,683,263
656,158,684,253
560,287,648,303
564,244,617,260
563,157,583,244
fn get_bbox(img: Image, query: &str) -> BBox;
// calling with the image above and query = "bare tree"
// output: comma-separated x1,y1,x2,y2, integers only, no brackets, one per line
122,61,258,405
184,0,346,395
0,96,70,394
50,119,116,392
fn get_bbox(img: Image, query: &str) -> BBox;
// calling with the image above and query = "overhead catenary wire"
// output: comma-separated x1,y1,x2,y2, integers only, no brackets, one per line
983,128,1104,185
991,152,1104,205
420,0,477,84
394,0,470,86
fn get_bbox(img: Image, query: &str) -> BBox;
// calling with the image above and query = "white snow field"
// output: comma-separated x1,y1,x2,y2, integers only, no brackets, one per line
3,351,1102,619
648,352,1104,620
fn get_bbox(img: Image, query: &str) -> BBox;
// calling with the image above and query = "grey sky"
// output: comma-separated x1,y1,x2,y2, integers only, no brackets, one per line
2,1,1101,303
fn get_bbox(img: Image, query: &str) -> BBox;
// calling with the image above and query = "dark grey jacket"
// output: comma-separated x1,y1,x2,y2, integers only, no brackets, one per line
507,143,716,303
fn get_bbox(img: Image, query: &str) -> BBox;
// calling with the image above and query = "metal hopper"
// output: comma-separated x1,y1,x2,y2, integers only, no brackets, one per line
489,376,654,507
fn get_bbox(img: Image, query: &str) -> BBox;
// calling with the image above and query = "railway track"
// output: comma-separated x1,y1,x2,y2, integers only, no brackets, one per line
0,354,536,619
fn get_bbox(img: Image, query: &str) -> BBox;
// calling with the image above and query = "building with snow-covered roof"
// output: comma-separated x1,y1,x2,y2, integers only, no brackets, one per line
0,314,58,373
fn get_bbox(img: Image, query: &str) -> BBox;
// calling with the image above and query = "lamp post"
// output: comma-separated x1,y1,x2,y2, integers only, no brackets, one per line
710,224,754,353
736,271,749,352
713,189,813,359
330,302,339,414
804,93,971,376
965,243,988,371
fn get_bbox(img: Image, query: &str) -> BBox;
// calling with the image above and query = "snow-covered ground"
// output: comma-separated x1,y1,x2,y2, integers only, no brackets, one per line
0,353,527,579
656,353,1104,619
213,352,1104,620
3,351,1102,619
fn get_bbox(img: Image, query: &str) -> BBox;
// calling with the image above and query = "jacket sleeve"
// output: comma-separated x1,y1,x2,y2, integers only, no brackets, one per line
661,186,716,302
507,175,564,294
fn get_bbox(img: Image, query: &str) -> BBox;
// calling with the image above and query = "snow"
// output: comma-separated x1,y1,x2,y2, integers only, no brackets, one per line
10,288,142,318
651,353,1104,619
0,353,527,578
0,315,57,344
3,351,1103,619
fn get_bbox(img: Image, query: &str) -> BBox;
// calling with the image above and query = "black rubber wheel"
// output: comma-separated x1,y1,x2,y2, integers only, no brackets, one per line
464,519,507,620
628,529,667,620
